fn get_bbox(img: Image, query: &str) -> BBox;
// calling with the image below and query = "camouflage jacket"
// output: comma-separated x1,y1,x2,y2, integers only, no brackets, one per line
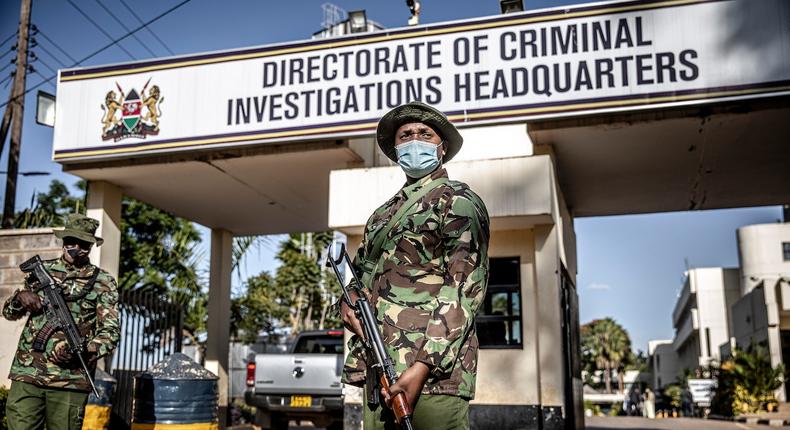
343,168,490,399
2,257,120,392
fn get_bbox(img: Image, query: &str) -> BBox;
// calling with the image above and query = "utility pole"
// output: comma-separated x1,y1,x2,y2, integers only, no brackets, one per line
1,0,32,228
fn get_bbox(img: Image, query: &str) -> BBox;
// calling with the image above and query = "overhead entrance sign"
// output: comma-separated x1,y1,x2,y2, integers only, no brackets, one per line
53,0,790,162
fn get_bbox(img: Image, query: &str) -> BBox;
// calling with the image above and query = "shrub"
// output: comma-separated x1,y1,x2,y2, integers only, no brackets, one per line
711,345,785,416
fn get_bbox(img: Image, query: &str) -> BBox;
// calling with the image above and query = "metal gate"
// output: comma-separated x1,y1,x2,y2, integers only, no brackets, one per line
109,289,183,429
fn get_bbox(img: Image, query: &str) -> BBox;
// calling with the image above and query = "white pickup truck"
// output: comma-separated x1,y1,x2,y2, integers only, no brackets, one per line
245,329,345,430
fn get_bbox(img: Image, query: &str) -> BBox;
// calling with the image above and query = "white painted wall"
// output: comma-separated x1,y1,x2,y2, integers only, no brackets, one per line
345,123,533,169
328,156,554,234
474,229,540,406
672,268,739,369
737,223,790,297
736,223,790,401
648,340,678,389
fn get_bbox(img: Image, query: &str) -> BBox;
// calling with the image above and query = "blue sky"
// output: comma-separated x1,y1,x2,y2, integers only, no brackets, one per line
0,0,782,352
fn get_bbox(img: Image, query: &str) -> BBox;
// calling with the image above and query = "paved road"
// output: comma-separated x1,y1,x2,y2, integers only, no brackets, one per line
586,416,770,430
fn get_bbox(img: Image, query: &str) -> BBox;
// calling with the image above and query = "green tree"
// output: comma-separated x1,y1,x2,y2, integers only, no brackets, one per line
119,198,206,342
230,272,288,344
274,232,341,334
10,180,85,228
581,318,632,394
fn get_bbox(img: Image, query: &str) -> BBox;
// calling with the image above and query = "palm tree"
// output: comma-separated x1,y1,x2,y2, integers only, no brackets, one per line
581,318,633,394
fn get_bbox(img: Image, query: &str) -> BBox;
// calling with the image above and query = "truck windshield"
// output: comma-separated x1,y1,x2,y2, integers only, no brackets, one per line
293,335,344,354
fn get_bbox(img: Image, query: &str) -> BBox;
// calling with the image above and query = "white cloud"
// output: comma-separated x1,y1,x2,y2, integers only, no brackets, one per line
586,283,611,291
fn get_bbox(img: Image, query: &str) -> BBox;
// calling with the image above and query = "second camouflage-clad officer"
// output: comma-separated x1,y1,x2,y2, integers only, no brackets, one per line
341,101,490,429
2,214,120,430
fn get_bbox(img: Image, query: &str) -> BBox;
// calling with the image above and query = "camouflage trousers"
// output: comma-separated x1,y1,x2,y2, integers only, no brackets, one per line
6,381,89,430
363,393,470,430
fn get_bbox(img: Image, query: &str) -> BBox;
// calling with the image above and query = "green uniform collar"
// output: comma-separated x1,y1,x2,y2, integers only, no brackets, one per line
48,256,97,278
402,168,448,197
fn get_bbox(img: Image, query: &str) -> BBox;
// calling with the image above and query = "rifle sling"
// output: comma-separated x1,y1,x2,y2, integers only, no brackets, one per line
361,177,449,275
65,267,101,301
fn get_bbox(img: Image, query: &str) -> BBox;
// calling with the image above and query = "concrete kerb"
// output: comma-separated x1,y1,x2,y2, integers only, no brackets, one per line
708,414,790,427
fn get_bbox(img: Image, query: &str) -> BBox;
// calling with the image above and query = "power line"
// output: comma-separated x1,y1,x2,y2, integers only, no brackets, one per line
118,0,175,56
0,31,16,48
31,52,58,76
33,26,77,64
0,47,15,62
34,42,66,67
66,0,137,60
94,0,157,58
0,0,193,110
31,68,55,90
0,61,13,75
0,73,12,88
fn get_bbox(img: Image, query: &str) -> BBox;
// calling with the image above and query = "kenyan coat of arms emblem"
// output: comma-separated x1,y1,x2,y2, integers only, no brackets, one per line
101,78,163,141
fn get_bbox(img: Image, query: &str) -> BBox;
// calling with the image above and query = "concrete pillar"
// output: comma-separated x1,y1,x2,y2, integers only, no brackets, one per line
206,228,232,428
534,223,565,429
86,181,122,279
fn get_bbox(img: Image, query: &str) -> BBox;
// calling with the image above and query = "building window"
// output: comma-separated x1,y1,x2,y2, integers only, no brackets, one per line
477,257,522,349
783,242,790,261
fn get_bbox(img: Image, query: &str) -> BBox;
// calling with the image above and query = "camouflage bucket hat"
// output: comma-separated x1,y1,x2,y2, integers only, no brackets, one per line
376,101,463,163
54,214,103,246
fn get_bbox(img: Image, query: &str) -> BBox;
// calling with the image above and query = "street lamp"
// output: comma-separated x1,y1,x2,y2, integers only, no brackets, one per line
36,90,55,127
500,0,524,14
348,10,367,33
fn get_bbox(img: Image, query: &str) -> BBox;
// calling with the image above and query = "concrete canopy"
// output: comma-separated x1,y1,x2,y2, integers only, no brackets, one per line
66,141,361,235
528,98,790,217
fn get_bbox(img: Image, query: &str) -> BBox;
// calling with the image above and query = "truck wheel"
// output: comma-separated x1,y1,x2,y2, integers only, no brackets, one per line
327,421,343,430
272,414,290,429
254,410,272,429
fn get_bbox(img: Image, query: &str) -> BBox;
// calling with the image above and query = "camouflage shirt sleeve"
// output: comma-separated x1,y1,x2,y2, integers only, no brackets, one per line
414,189,490,376
86,273,120,358
2,277,35,321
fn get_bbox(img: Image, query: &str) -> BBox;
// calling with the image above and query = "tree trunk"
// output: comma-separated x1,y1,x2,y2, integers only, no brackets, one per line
605,362,612,394
304,302,313,331
318,303,328,329
618,369,625,393
291,287,303,334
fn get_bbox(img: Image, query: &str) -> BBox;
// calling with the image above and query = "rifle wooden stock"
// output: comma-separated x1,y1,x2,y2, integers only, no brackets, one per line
380,374,413,425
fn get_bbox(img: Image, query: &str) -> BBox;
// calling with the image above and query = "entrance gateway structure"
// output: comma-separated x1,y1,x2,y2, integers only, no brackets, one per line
51,0,790,428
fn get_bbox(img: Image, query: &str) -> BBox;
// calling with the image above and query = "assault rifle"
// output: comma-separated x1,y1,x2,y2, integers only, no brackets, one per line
19,255,100,398
325,244,414,430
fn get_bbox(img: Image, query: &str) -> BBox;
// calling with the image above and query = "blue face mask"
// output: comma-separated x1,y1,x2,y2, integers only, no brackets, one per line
395,140,441,178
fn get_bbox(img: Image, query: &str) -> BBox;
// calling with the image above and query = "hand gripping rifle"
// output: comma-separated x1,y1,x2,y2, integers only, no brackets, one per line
325,244,414,430
19,255,100,398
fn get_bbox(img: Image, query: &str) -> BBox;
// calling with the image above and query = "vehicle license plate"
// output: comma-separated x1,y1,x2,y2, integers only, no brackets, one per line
290,395,312,407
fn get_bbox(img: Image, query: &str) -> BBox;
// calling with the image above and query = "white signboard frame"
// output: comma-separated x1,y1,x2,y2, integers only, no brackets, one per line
53,0,790,162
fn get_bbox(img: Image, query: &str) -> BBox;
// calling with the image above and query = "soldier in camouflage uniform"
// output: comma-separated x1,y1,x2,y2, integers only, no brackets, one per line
341,101,489,429
2,214,120,430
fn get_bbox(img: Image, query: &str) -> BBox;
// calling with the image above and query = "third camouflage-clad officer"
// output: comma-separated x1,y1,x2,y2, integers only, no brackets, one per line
2,214,120,430
341,101,490,429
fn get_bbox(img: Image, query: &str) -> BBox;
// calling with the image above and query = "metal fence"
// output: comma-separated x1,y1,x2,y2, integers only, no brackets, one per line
109,289,183,429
